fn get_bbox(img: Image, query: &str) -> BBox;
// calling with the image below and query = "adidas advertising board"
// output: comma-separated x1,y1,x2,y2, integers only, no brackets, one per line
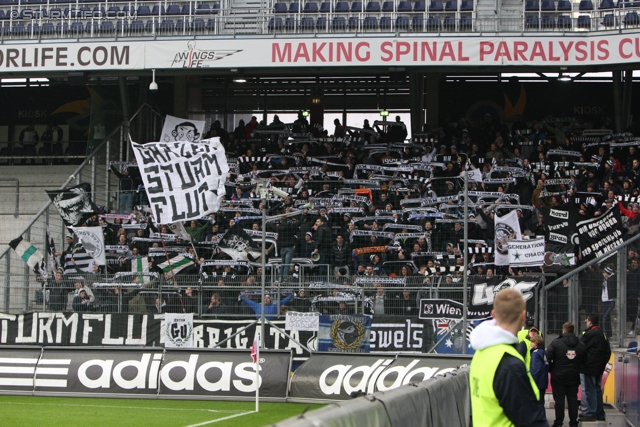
0,347,290,399
289,353,470,400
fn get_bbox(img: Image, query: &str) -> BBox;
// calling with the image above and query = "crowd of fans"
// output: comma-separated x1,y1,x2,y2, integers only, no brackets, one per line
42,111,640,321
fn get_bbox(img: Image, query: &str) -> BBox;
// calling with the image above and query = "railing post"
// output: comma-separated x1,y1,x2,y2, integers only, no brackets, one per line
617,245,628,348
4,251,10,313
569,273,580,331
539,277,546,336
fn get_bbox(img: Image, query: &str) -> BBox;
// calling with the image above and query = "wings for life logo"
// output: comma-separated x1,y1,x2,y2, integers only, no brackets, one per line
172,41,242,68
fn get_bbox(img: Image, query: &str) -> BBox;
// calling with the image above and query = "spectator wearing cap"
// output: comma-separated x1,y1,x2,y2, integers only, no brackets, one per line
72,277,95,311
300,231,316,260
601,265,616,338
340,213,352,236
369,254,388,277
56,233,75,267
517,323,540,371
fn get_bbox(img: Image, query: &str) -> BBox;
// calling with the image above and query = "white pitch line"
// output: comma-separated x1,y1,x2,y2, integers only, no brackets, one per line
183,410,256,427
0,401,247,413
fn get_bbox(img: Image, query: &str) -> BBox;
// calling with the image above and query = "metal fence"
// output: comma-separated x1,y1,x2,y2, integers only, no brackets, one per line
0,0,638,39
541,233,640,349
0,103,164,313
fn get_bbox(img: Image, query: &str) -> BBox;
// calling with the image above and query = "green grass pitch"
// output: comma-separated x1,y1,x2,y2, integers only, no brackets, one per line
0,396,324,427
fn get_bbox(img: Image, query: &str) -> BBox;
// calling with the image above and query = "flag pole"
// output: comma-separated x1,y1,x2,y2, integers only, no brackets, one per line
255,331,260,412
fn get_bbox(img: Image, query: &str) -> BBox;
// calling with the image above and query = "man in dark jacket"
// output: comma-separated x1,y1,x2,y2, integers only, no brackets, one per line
579,313,612,422
312,217,331,276
330,234,351,278
273,217,298,282
546,322,586,427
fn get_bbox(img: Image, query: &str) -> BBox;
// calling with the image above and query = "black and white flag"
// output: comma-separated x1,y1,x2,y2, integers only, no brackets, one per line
131,138,229,224
494,210,522,266
217,225,262,261
576,205,625,262
71,227,106,266
63,244,94,275
46,183,101,227
9,237,44,275
161,115,206,143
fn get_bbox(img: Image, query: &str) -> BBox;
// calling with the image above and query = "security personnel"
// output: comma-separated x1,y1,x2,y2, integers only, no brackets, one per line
517,324,541,371
469,289,548,427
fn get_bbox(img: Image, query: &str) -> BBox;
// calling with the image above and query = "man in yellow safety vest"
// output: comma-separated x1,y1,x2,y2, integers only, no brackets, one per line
469,288,549,427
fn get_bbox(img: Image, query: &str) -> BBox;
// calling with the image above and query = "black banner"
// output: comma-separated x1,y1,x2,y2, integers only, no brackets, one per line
419,299,465,320
0,313,434,355
46,183,102,227
369,316,431,353
543,206,576,250
469,276,540,319
0,347,290,399
289,353,471,400
577,205,625,262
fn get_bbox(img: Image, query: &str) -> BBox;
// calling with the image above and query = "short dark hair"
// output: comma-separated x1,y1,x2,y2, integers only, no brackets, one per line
563,322,574,334
587,313,600,326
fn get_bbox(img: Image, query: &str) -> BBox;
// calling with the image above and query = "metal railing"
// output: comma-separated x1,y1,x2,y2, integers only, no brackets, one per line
0,103,163,313
542,232,640,349
0,0,639,39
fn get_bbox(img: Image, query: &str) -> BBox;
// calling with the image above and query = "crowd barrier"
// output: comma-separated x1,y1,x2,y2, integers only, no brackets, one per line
0,345,471,404
0,346,292,400
273,365,470,427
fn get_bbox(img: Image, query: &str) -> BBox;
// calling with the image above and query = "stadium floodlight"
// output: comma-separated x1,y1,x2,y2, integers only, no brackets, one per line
149,69,158,92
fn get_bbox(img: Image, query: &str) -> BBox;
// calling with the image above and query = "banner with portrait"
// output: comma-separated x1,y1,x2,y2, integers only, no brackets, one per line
161,115,206,143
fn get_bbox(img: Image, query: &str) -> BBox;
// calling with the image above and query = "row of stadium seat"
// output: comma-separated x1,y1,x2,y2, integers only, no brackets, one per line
268,14,472,30
524,10,639,27
0,3,219,19
0,0,195,3
274,0,474,13
1,17,215,35
524,0,573,10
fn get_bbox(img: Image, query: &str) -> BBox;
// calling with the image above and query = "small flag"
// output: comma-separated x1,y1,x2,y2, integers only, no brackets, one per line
157,254,195,275
132,256,150,284
167,222,192,242
9,237,44,273
251,333,260,363
46,230,60,275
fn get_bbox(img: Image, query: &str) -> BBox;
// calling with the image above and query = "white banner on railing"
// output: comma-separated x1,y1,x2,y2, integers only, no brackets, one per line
3,34,640,72
164,313,194,348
